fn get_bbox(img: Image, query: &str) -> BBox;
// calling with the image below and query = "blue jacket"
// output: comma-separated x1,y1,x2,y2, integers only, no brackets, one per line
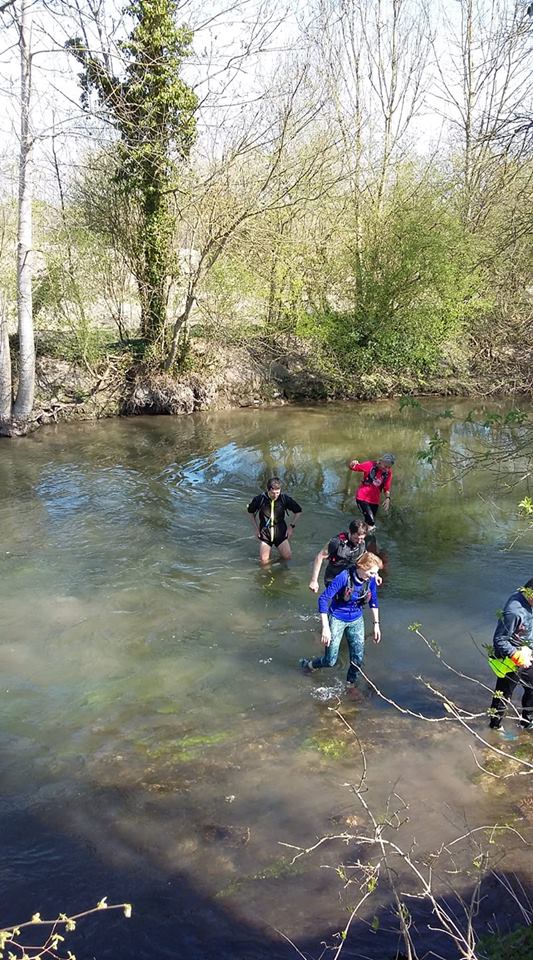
318,568,378,623
492,590,533,659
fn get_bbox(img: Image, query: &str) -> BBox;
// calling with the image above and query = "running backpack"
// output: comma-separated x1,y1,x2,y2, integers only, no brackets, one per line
335,572,370,605
363,463,390,489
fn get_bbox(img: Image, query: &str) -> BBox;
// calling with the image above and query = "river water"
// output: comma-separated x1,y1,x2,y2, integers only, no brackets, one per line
1,399,532,959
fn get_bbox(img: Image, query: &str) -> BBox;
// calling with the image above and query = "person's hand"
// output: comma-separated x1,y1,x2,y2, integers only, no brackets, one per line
256,530,261,540
309,579,319,593
287,526,294,539
349,459,359,469
383,498,391,514
321,626,331,647
511,646,533,668
376,574,383,586
373,624,381,644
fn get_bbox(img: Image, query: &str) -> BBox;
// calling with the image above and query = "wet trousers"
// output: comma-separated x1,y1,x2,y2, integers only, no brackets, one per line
311,614,365,683
489,665,533,728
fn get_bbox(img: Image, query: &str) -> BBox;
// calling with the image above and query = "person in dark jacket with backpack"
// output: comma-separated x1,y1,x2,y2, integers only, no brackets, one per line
488,579,533,732
348,453,395,528
247,477,302,564
300,552,383,686
309,519,371,591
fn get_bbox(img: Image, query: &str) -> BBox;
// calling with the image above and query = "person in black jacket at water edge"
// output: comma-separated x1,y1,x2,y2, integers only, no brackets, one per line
488,579,533,733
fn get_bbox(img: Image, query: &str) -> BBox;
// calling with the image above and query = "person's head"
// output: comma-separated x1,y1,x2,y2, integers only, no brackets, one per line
355,551,383,580
348,519,368,545
378,453,395,470
266,477,282,500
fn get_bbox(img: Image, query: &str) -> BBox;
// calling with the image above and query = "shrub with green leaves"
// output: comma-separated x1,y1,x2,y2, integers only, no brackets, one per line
309,172,488,375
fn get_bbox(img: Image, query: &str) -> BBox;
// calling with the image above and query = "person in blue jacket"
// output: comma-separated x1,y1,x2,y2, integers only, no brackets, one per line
488,579,533,731
300,551,383,686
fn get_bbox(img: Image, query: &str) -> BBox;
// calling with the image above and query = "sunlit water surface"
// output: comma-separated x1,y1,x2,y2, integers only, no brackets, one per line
1,399,532,959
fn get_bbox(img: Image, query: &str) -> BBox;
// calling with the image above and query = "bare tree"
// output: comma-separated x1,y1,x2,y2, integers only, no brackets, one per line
163,61,342,367
13,0,35,422
434,0,533,228
0,0,36,436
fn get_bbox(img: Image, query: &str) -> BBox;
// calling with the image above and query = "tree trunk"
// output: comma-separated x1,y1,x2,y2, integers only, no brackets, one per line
13,0,35,424
139,190,169,347
0,293,13,435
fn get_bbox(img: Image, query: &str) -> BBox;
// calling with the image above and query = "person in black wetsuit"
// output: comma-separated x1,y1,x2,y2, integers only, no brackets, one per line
309,520,370,592
247,477,302,564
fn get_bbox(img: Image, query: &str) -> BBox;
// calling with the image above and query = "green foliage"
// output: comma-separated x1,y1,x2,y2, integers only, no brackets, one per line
307,172,487,376
36,327,118,366
399,396,422,410
477,924,533,960
481,409,529,428
416,431,446,463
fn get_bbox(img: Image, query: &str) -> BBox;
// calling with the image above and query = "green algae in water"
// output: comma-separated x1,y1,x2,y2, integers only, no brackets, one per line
142,731,232,762
302,735,350,760
215,856,306,899
513,741,533,762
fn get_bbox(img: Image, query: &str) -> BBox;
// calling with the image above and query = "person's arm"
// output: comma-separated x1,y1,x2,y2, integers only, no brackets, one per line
284,496,302,538
246,496,262,539
348,459,364,472
248,513,261,538
318,571,347,646
368,577,381,643
309,544,329,592
320,611,331,646
493,606,530,660
382,470,393,513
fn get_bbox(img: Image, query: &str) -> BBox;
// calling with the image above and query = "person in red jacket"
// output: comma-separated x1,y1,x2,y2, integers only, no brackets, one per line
348,454,395,529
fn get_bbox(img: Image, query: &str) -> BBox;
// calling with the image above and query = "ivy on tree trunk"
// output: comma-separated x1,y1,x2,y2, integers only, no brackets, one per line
67,0,197,353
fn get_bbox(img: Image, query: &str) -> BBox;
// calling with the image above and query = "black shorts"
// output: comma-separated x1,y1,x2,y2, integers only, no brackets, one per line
259,523,288,548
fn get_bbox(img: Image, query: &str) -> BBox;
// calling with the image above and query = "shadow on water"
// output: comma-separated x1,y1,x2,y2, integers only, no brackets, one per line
1,789,531,960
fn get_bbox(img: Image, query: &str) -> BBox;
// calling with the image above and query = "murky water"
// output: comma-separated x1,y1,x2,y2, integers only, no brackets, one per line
1,399,532,958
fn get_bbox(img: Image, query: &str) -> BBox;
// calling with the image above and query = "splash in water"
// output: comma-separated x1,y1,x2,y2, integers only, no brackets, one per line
310,679,345,701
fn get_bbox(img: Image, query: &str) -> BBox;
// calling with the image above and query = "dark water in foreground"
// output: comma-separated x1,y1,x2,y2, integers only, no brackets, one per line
1,399,532,959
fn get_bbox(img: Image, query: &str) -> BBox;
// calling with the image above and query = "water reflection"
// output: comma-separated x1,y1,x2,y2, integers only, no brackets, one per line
0,399,532,956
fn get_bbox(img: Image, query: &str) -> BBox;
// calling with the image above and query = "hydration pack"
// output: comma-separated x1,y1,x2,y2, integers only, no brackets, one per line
336,570,370,605
363,463,390,490
330,531,349,563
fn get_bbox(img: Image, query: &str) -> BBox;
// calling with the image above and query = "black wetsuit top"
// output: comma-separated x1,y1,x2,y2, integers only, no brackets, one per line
247,492,302,545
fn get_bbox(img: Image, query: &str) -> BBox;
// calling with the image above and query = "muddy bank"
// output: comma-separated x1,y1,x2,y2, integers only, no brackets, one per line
32,336,532,428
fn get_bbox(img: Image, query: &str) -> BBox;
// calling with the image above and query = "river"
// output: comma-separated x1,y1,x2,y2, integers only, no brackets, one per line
1,398,532,959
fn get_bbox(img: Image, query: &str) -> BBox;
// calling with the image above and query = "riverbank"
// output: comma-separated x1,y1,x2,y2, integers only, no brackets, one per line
29,331,532,430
